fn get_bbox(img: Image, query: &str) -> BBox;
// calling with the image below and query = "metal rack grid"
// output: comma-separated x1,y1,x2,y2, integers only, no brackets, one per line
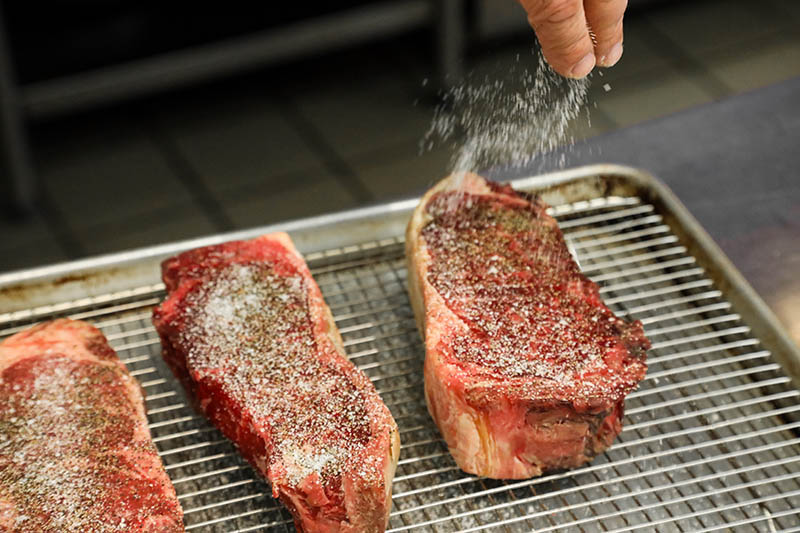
2,194,800,532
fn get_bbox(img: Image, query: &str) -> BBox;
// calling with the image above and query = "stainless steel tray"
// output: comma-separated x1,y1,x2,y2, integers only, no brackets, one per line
2,164,799,532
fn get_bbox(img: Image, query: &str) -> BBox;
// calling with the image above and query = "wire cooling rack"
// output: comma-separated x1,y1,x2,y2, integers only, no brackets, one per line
2,194,799,532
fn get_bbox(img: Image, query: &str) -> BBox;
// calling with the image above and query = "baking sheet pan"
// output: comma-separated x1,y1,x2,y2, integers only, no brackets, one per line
2,164,799,531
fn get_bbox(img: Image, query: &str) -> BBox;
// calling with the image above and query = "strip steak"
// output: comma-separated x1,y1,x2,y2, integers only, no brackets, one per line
152,233,400,533
406,173,649,479
0,319,184,532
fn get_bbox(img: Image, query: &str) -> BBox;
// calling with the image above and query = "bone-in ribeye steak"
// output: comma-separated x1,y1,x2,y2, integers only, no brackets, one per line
406,173,649,479
0,319,184,532
152,233,400,533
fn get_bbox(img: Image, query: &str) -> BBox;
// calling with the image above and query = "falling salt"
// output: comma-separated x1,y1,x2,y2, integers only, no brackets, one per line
423,48,589,176
603,83,612,92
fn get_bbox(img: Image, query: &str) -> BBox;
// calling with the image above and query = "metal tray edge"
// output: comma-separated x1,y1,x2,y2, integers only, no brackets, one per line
1,163,798,387
0,165,622,313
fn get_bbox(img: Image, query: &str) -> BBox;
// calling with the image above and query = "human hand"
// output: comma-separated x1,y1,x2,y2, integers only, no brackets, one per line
518,0,627,78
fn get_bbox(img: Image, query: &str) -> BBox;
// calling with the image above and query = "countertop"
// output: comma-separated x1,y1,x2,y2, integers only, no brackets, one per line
497,77,800,345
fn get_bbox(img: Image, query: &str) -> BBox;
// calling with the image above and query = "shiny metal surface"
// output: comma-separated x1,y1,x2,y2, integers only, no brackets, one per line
1,166,799,531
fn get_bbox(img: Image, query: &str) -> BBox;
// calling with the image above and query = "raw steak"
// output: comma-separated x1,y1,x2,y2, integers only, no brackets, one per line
0,319,184,532
152,233,400,533
406,173,649,479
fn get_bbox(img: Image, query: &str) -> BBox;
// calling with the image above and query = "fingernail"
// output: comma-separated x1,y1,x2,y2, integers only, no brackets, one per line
570,52,596,78
599,42,624,67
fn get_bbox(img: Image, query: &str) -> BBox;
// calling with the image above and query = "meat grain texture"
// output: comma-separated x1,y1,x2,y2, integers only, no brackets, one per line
406,173,649,479
0,319,184,532
152,233,400,533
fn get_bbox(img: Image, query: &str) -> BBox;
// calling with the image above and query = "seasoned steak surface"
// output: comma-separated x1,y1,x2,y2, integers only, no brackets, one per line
153,233,399,533
0,319,184,533
406,174,648,479
422,182,648,407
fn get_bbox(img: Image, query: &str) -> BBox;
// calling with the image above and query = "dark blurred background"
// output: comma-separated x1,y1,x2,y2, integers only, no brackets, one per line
0,0,798,273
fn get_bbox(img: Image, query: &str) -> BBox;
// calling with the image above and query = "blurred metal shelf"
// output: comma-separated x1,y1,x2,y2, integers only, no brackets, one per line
0,0,464,211
21,1,435,118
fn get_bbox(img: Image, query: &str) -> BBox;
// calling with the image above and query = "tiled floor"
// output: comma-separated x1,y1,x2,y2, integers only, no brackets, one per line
2,0,799,274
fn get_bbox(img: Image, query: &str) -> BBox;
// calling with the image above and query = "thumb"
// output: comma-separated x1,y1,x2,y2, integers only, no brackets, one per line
520,0,596,78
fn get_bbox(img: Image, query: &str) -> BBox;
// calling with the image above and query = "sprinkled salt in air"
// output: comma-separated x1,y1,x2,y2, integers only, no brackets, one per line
603,83,612,92
423,48,589,176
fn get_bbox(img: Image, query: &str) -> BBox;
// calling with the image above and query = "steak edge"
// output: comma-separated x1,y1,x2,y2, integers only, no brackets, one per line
152,233,400,533
406,173,649,479
0,318,184,532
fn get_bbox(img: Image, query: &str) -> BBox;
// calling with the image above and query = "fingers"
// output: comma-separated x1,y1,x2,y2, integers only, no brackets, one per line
520,0,596,78
584,0,627,67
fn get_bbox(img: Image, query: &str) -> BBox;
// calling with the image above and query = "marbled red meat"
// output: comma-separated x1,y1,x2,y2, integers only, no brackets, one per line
0,319,184,532
152,233,399,533
406,173,649,479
